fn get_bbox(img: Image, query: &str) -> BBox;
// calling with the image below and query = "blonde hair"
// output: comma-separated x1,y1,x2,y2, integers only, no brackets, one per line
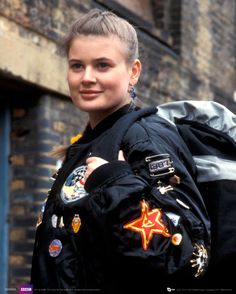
62,9,139,63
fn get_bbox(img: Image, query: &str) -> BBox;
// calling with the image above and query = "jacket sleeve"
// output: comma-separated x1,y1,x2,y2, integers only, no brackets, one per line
84,116,210,287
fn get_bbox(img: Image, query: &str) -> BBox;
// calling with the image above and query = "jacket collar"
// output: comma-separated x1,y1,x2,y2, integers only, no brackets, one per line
77,103,138,144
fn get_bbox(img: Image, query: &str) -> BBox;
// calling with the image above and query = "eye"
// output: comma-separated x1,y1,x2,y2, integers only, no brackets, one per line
70,63,83,71
97,62,111,70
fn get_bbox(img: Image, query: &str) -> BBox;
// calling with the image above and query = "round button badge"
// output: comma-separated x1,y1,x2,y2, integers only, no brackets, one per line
49,239,62,257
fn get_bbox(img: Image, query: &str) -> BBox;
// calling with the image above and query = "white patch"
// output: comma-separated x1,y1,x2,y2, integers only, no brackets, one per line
61,165,89,203
165,212,180,226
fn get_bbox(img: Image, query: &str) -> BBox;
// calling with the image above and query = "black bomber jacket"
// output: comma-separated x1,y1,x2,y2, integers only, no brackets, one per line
31,104,211,293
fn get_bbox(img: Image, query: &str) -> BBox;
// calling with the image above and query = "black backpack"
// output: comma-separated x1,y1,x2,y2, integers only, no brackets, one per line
158,100,236,288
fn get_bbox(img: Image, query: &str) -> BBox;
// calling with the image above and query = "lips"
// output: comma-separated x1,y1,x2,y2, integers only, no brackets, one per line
79,90,103,99
80,90,101,93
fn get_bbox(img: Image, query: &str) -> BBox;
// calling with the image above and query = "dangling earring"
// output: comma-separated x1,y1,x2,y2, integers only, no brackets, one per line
128,86,137,99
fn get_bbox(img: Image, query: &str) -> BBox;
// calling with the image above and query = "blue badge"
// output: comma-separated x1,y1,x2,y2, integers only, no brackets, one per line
49,239,62,257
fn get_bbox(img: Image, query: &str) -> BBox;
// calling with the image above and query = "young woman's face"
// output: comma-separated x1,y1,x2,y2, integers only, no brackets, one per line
67,35,140,122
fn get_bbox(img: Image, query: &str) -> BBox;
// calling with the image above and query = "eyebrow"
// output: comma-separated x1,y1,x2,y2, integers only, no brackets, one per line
68,57,114,63
94,57,113,62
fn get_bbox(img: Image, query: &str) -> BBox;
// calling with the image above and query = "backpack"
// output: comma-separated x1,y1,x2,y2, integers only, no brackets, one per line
158,100,236,288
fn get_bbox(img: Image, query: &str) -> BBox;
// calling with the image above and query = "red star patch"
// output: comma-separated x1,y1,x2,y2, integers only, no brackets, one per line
123,200,171,250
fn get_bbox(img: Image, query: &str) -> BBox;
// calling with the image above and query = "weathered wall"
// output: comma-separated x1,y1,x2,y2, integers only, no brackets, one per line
0,15,68,95
180,0,236,109
9,95,87,286
144,0,236,110
1,0,235,107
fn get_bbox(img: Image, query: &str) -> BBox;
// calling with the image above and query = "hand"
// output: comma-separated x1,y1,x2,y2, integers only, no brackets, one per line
84,150,126,180
85,156,108,180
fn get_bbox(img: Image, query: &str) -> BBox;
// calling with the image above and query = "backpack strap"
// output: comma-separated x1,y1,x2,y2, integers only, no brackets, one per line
92,107,157,161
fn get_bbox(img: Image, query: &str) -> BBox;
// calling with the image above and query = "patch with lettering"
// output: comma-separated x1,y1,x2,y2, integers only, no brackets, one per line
145,154,175,178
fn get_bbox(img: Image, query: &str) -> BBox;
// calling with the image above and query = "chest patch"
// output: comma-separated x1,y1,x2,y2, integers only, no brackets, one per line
60,165,88,203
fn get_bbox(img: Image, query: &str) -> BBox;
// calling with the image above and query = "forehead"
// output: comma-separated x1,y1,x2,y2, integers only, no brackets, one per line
68,35,127,60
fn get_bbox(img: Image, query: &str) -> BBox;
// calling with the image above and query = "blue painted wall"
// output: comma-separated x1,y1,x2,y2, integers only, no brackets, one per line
0,108,10,293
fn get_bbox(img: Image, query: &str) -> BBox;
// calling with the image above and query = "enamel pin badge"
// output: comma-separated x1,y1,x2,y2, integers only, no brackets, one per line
71,214,81,233
49,239,62,257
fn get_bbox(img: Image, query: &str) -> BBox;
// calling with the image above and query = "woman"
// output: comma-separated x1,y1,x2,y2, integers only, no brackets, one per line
31,9,210,293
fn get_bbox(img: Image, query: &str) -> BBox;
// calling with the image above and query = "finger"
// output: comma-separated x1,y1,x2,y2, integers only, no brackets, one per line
86,156,97,165
118,150,125,161
84,171,90,181
84,165,93,181
86,156,107,165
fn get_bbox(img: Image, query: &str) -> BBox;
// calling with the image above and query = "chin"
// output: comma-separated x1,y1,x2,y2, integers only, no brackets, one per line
75,103,109,113
73,100,114,112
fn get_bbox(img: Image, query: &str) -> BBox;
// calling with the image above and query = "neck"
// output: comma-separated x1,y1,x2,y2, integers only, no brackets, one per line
89,102,131,129
89,111,109,129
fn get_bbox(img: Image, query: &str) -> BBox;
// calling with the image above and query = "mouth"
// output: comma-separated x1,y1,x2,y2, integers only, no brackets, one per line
79,90,103,99
80,90,102,93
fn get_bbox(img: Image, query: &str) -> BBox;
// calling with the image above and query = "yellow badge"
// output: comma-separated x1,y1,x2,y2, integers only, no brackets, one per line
70,133,82,144
72,214,81,233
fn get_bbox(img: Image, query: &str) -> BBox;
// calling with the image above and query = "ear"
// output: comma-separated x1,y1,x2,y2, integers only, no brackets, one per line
129,59,142,86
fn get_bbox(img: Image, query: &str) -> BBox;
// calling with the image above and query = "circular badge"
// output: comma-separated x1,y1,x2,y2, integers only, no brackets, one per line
61,165,89,203
171,233,182,246
49,239,62,257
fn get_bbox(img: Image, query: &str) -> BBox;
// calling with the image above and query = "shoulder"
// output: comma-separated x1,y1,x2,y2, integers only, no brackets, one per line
122,110,189,160
123,111,176,144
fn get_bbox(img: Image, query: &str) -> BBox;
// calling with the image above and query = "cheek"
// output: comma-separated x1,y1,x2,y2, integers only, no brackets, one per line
104,73,129,93
67,72,80,90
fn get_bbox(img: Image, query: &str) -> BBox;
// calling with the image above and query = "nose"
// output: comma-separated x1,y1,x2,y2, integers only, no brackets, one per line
82,67,96,84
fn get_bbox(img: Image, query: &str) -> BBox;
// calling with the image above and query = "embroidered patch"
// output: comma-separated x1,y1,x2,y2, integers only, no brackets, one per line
49,239,62,257
145,154,175,178
123,200,171,251
61,165,89,203
191,243,208,277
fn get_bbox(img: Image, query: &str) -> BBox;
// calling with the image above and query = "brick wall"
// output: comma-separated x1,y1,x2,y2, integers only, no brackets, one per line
0,0,235,289
1,0,235,108
8,95,87,287
180,0,236,111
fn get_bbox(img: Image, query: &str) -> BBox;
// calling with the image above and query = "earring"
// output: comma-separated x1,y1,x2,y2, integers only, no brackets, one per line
128,86,137,99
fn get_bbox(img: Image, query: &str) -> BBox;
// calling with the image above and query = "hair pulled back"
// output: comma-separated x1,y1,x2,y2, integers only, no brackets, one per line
63,9,139,63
